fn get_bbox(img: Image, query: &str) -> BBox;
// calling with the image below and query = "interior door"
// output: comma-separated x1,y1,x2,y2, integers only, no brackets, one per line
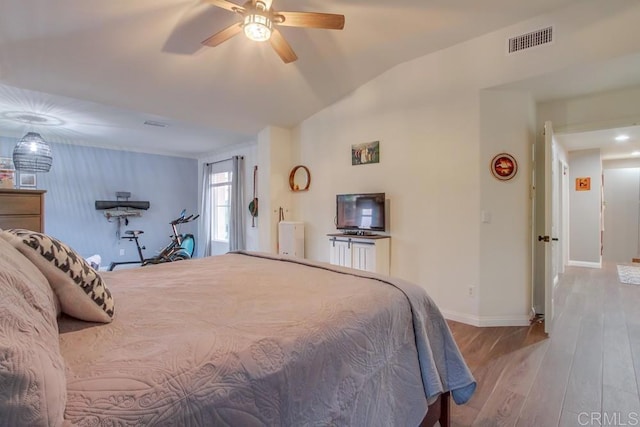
542,121,555,334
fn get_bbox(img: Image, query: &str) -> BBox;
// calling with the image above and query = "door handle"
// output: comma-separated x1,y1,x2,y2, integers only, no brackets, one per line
538,236,559,242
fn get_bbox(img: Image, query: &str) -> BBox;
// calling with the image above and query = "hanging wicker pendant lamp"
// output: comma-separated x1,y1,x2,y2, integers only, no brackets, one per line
12,132,53,172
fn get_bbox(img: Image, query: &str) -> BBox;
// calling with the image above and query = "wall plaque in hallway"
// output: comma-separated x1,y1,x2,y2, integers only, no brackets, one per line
575,177,591,191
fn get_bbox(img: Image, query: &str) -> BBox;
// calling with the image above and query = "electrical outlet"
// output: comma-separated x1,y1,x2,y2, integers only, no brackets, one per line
468,286,474,296
120,249,125,256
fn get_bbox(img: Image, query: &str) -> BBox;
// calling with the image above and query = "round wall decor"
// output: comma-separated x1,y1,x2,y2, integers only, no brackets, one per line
490,153,518,181
289,165,311,191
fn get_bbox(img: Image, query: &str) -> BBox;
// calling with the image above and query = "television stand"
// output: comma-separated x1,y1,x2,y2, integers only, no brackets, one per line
327,233,391,275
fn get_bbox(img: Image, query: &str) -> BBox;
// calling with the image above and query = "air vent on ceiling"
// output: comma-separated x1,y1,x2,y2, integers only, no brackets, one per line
508,26,553,54
143,120,168,128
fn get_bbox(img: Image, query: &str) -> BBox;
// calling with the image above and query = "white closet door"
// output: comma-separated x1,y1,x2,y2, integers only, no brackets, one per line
603,168,640,263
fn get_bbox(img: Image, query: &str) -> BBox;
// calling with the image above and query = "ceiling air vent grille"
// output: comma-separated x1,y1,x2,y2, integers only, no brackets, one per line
508,26,553,53
143,120,168,128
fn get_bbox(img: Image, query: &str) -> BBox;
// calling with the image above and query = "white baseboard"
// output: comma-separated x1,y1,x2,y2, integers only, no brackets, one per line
440,310,530,327
441,310,481,326
567,260,601,269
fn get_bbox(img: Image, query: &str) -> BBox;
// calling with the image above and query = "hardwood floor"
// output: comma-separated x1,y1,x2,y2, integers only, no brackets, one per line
447,263,640,426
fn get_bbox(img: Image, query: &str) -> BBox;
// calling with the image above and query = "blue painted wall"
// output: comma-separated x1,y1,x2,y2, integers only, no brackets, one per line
1,137,198,267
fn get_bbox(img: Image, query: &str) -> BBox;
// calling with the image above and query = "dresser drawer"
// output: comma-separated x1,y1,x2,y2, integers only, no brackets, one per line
0,215,42,232
0,194,41,215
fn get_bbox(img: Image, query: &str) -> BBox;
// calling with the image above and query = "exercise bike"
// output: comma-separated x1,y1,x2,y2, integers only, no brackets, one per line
108,210,199,271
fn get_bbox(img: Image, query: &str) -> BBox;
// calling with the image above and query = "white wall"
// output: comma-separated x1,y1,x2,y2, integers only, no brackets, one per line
568,149,602,266
288,0,640,325
257,126,294,254
478,90,535,323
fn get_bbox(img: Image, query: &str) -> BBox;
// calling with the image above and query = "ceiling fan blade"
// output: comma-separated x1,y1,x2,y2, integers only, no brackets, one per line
202,0,244,13
201,22,243,47
269,29,298,63
276,12,345,30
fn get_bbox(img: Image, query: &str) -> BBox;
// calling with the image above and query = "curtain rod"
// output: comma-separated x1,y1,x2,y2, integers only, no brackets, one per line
205,155,244,166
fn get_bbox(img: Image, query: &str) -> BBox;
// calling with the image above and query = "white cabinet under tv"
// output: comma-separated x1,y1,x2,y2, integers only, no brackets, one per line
327,234,390,275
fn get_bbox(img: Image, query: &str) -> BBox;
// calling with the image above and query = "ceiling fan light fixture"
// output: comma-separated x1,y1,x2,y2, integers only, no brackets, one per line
243,13,272,42
243,1,272,42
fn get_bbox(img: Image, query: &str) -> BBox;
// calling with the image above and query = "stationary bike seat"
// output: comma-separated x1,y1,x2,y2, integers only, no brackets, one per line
124,230,144,237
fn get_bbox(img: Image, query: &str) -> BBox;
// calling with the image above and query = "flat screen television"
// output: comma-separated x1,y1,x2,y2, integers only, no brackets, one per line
336,193,386,233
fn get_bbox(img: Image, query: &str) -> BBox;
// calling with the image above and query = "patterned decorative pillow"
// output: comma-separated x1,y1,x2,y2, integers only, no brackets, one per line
0,229,115,323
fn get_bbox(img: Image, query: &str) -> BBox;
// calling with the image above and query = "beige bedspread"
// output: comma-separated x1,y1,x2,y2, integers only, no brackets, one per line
59,252,474,426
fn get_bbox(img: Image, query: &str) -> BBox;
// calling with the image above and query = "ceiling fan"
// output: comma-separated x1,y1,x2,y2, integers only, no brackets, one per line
201,0,345,63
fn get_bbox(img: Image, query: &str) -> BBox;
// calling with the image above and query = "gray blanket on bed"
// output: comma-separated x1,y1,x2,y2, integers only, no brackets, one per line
237,251,477,406
59,252,475,426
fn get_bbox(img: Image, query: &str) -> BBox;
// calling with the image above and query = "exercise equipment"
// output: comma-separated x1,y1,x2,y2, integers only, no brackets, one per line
108,210,198,271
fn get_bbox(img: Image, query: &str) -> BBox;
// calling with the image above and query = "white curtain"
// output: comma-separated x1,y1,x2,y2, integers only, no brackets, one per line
199,162,214,257
229,156,245,251
200,156,245,257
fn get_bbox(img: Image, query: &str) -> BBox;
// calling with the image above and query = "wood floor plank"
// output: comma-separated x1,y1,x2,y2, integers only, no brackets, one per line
450,401,480,427
463,356,511,412
448,264,640,426
626,322,640,398
561,315,604,415
473,342,548,426
559,290,586,317
472,391,526,427
602,385,640,423
603,311,637,394
516,347,575,426
558,410,589,427
462,327,511,368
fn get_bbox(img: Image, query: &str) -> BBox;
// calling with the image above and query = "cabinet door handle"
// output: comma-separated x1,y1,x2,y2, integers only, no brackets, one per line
332,237,335,247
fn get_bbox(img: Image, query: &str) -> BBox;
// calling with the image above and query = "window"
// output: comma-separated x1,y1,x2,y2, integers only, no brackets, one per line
210,171,233,242
359,208,373,229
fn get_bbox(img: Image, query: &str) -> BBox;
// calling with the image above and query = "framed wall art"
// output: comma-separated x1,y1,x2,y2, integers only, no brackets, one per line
490,153,518,181
352,141,380,166
0,157,14,170
18,172,37,188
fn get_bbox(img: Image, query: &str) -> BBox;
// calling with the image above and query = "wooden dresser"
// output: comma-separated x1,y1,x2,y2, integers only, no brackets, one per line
0,189,46,232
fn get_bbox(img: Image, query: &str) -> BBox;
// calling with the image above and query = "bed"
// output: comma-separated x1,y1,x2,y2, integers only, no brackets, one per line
0,229,475,427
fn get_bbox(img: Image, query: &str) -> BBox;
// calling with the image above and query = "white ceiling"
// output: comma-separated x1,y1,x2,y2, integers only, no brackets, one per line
0,0,627,158
556,125,640,161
